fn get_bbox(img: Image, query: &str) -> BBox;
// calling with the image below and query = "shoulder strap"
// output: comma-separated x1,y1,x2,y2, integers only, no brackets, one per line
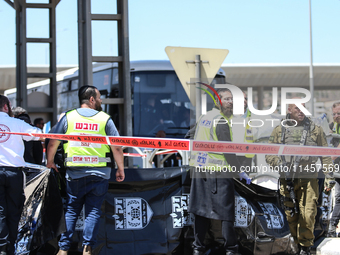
292,117,311,172
280,124,287,165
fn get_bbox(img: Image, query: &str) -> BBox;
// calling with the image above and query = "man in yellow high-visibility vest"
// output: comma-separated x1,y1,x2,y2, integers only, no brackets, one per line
47,85,124,255
232,91,254,169
189,88,251,255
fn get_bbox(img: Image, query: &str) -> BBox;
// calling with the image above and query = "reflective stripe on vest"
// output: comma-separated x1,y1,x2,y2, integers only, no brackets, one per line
333,122,340,134
232,109,254,158
244,110,254,158
63,109,111,167
189,108,232,170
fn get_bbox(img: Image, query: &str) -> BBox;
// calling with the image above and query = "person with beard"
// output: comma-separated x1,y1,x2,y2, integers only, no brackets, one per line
0,95,42,255
188,88,251,255
47,86,124,255
265,102,334,255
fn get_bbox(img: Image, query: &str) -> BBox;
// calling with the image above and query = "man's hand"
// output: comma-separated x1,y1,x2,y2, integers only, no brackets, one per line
110,145,124,182
239,172,251,185
331,156,339,161
46,139,61,172
116,169,125,182
46,161,59,172
332,143,340,161
324,175,336,195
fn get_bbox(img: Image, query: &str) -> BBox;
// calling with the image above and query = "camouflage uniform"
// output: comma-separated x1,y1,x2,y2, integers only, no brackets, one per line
265,118,333,248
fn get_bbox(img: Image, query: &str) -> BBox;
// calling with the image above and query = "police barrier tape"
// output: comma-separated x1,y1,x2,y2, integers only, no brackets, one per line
122,150,180,158
1,131,340,156
123,153,147,158
0,132,190,150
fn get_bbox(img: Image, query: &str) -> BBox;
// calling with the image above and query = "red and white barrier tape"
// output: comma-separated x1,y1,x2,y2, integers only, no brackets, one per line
0,132,189,150
123,149,179,158
190,140,340,157
1,131,339,156
123,153,147,158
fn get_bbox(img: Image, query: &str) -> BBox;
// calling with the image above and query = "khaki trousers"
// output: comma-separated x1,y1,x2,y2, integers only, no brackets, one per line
280,178,318,247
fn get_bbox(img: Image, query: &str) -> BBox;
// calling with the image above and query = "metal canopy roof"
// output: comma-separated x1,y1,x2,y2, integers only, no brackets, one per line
1,63,340,94
0,66,75,93
221,63,340,90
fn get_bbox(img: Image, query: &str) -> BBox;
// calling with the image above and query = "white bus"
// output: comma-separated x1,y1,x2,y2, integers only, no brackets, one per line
5,60,226,138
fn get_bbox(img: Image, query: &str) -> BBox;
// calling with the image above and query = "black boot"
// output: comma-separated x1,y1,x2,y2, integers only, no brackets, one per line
295,244,301,255
226,252,240,255
327,224,337,237
193,248,205,255
0,245,6,255
299,246,311,255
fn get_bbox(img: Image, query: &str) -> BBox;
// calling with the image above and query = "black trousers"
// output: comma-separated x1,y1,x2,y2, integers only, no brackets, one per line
0,167,25,255
193,214,238,253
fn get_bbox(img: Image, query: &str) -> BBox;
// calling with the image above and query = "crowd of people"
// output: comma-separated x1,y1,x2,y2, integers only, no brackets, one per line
1,85,340,255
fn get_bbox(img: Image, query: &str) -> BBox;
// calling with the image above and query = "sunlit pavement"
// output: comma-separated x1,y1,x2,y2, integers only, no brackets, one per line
314,237,340,255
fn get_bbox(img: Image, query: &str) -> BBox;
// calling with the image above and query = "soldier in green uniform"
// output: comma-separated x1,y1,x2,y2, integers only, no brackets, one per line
265,102,335,255
327,102,340,237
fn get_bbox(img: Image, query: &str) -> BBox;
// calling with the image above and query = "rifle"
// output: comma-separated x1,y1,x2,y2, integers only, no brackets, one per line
284,161,298,217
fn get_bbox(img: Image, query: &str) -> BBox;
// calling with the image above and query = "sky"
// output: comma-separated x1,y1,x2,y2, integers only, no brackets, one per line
0,0,340,66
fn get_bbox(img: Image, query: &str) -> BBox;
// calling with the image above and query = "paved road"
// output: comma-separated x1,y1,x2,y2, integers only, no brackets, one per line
316,237,340,255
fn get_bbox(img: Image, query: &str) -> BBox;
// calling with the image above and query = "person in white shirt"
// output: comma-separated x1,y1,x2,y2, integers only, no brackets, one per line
0,95,42,255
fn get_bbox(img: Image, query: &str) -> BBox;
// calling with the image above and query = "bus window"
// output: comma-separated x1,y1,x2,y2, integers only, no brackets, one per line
132,71,191,138
59,81,70,93
68,90,78,111
70,79,79,90
112,68,119,85
93,69,112,94
56,79,79,113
